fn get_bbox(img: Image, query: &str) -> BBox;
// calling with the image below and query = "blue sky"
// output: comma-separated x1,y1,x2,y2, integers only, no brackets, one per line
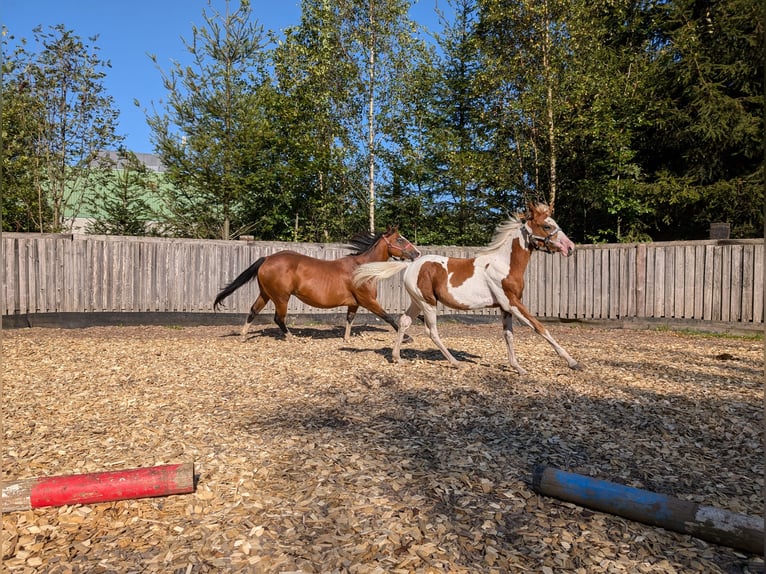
3,0,444,154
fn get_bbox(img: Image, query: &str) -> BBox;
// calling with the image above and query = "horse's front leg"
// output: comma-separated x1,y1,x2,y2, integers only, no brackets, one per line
344,306,358,342
508,299,580,370
501,310,527,375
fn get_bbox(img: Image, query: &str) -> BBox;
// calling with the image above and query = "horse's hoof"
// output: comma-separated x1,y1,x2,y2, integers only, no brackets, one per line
569,362,582,371
402,334,413,344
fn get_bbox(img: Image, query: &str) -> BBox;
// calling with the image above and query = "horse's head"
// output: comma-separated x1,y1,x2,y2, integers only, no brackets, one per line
383,226,421,261
523,203,575,257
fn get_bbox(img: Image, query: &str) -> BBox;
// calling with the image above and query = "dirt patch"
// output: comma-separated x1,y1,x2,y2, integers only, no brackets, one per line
2,322,763,573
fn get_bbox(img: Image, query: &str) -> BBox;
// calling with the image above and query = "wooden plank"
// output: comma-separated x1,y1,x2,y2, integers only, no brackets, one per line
644,247,655,318
53,238,63,312
680,245,697,319
753,243,764,323
591,249,602,319
702,245,714,320
673,246,684,318
625,246,636,317
693,244,705,319
583,249,593,319
620,247,630,318
729,245,743,322
551,252,561,317
634,244,646,318
654,247,665,318
720,245,732,322
544,251,554,317
576,250,587,318
9,240,21,314
559,254,569,318
663,246,674,318
43,238,55,312
608,249,620,319
741,245,754,322
712,247,723,321
13,238,24,314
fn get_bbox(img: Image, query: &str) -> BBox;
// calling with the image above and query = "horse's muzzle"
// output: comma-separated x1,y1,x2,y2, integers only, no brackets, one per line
556,233,576,257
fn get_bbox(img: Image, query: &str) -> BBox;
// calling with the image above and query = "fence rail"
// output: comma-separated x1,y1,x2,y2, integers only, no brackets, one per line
2,234,763,327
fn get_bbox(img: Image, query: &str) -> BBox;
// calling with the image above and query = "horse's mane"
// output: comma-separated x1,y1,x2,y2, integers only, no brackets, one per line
346,232,383,256
477,215,524,255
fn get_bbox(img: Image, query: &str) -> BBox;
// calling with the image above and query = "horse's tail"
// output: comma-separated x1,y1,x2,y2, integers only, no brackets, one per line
352,261,409,288
214,257,266,310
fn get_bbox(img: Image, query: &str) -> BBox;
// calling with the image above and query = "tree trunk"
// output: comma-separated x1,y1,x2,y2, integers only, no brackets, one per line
542,0,558,211
367,0,377,233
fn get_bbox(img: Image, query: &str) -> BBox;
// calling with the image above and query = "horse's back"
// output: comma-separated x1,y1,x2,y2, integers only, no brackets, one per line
258,249,357,307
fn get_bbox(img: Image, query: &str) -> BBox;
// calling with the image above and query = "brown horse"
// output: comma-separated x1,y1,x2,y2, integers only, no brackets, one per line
214,227,421,341
353,203,580,374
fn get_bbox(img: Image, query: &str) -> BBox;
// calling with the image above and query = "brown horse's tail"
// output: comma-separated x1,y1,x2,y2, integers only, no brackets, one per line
352,261,409,288
214,257,266,310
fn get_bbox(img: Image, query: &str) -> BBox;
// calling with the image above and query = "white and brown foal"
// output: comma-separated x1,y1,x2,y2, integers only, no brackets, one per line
352,203,580,374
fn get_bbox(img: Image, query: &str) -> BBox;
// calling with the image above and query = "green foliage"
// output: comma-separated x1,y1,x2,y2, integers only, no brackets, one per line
3,0,761,243
85,150,158,236
2,25,122,232
145,0,270,240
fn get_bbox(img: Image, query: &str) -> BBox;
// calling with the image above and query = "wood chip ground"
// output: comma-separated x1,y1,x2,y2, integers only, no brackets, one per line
2,321,763,573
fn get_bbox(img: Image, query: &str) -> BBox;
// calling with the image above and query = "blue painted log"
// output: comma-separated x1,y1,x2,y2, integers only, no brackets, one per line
531,465,763,555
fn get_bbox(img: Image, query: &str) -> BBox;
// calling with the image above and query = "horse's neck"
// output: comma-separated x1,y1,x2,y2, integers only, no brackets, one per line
356,242,388,263
480,233,530,270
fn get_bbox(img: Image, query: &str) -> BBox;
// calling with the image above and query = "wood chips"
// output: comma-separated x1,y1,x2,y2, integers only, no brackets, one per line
2,321,763,573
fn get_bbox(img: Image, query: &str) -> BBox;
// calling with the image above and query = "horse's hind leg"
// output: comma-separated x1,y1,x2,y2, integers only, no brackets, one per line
344,306,358,342
272,298,292,339
420,306,461,368
392,303,420,362
501,310,527,375
242,294,269,338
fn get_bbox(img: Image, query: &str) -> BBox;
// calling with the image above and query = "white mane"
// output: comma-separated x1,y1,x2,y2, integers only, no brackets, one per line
477,215,525,255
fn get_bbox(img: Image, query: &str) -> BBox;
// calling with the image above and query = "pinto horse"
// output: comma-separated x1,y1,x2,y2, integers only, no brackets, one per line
352,203,580,374
214,227,421,341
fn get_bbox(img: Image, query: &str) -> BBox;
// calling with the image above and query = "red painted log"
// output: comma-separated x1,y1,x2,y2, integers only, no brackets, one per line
2,463,194,512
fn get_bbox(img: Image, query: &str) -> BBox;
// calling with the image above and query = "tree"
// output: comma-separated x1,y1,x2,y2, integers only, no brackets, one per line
553,0,659,242
268,0,366,242
1,33,50,232
145,0,269,240
385,0,507,245
634,0,763,239
85,150,158,236
3,25,122,232
333,0,424,233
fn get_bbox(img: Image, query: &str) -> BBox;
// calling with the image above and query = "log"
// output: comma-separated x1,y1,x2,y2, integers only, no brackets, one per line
2,462,195,512
531,465,763,555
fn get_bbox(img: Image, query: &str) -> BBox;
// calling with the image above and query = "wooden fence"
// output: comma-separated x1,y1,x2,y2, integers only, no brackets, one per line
2,233,763,328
